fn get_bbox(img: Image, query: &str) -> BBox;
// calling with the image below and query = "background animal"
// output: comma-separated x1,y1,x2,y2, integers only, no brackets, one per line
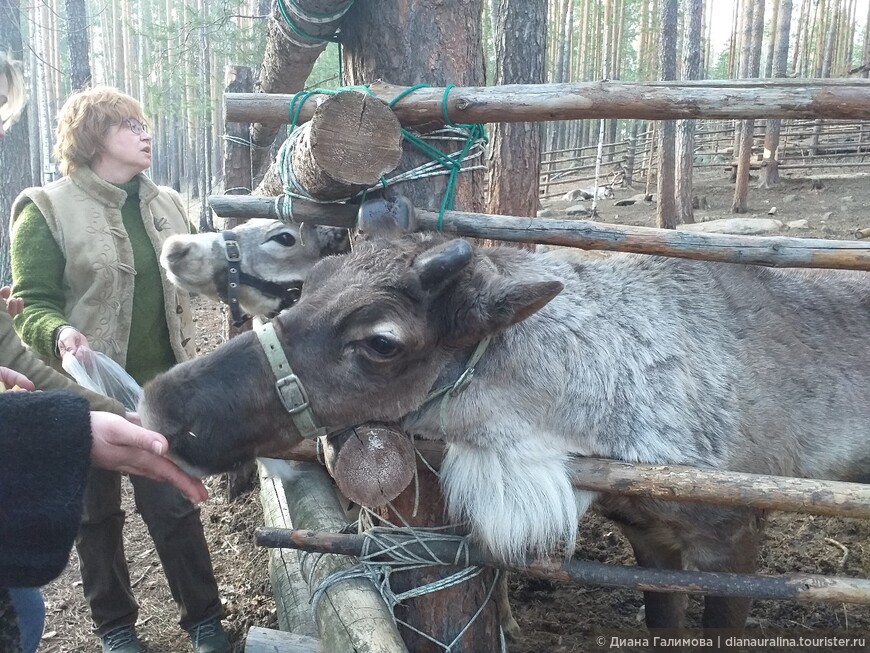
141,204,870,635
160,219,349,317
564,185,615,202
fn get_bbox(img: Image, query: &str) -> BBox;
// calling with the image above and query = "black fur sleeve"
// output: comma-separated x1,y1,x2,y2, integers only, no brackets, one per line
0,390,91,587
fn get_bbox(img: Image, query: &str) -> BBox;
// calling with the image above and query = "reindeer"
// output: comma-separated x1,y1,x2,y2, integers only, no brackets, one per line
160,218,349,320
140,198,870,635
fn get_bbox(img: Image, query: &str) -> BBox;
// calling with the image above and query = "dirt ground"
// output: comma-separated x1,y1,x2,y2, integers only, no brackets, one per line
39,168,870,652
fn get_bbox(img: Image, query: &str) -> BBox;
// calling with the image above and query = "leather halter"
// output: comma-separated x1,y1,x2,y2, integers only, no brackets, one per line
221,230,303,327
254,320,326,440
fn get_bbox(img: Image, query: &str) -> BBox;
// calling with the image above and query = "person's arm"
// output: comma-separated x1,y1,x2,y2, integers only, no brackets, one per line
0,366,204,500
10,203,76,359
0,388,207,588
0,310,124,414
0,390,92,587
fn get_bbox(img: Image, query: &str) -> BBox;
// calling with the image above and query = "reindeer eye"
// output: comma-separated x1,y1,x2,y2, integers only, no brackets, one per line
364,335,400,358
269,232,296,247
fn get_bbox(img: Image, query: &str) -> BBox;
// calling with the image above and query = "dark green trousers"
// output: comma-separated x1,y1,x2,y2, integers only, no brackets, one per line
75,467,223,636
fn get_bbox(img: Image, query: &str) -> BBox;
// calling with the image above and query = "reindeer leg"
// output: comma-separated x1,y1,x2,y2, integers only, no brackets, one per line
619,525,687,635
698,523,761,634
495,571,521,641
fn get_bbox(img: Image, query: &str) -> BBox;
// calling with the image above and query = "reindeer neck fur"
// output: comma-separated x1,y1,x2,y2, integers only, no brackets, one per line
403,248,742,470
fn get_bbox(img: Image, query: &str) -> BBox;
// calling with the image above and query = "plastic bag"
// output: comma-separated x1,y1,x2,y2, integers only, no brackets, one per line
62,351,143,412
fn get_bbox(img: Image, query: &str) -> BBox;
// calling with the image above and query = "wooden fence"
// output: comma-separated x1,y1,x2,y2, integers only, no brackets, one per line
218,80,870,653
540,118,870,200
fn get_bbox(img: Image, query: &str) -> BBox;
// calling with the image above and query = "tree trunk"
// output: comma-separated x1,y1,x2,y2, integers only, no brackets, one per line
27,46,41,185
863,0,870,78
674,0,703,226
485,0,547,226
112,0,125,89
122,0,134,95
750,0,765,77
765,0,781,78
223,66,256,198
731,0,757,213
728,0,740,78
343,3,486,214
792,0,810,76
759,0,793,189
249,1,349,186
811,0,838,156
33,0,55,183
0,0,32,285
656,0,678,229
547,0,571,153
198,0,213,232
341,5,494,650
65,0,92,90
44,0,59,119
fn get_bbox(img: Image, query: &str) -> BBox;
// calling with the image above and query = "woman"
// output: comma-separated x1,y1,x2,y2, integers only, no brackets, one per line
10,85,230,653
0,53,208,653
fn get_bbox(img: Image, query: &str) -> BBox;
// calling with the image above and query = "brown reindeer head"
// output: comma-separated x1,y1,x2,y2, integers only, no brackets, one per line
140,199,562,474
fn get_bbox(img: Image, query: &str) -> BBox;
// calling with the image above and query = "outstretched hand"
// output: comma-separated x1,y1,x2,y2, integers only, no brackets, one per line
0,366,35,391
0,286,23,317
89,411,209,504
57,326,91,358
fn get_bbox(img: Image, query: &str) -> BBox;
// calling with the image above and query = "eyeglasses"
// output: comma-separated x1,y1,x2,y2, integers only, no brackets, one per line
121,118,149,136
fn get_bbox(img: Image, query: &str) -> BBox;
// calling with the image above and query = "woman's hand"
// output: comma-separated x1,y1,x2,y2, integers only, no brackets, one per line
57,326,91,358
89,411,209,504
0,286,23,317
0,366,35,391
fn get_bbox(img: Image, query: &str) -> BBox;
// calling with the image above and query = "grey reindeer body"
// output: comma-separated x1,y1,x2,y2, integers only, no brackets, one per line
400,248,870,560
400,246,870,631
142,227,870,634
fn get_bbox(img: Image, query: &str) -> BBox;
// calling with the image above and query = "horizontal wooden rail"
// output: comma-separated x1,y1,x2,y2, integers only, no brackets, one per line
278,440,870,520
226,80,870,126
208,194,870,271
255,528,870,605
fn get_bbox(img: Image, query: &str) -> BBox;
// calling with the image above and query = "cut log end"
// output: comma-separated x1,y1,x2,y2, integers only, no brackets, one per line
322,423,416,507
291,91,403,201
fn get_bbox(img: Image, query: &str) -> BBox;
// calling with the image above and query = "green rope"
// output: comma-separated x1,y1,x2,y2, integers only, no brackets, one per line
388,84,488,230
287,86,371,129
441,83,457,126
387,83,430,109
280,84,487,229
275,0,350,45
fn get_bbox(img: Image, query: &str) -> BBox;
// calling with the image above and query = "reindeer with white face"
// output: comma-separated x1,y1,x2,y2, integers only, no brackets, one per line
161,219,349,319
141,199,870,636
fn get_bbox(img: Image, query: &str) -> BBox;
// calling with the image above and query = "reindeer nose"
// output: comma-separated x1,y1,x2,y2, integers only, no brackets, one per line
164,241,192,264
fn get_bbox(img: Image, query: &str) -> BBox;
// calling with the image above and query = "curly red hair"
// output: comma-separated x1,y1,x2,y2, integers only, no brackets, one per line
54,86,149,175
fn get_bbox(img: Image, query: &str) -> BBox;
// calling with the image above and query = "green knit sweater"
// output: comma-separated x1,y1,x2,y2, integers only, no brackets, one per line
12,180,177,385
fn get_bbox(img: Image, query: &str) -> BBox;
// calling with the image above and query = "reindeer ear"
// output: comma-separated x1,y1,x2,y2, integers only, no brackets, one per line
300,222,320,250
411,239,473,292
491,280,564,327
312,225,351,256
358,196,417,236
453,278,564,339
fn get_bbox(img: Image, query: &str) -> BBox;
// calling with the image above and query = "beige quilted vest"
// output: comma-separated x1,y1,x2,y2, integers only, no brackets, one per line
10,167,196,367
